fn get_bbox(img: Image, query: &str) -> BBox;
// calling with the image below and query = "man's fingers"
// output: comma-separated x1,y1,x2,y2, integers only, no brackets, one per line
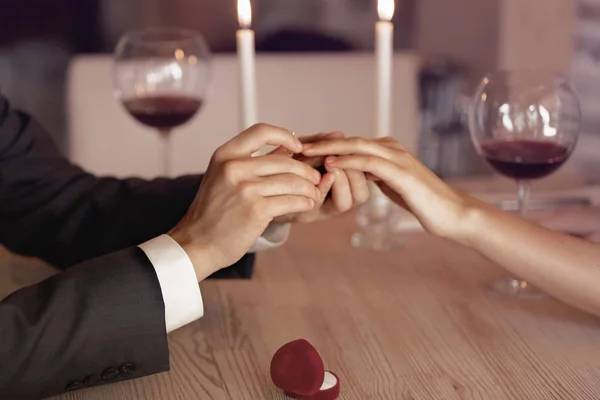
216,123,302,160
264,195,316,217
346,169,370,205
329,169,353,213
252,174,321,202
316,172,336,204
268,146,295,157
236,155,321,184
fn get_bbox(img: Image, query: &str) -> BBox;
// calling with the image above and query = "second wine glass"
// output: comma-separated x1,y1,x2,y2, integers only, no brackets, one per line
113,27,212,176
469,70,581,298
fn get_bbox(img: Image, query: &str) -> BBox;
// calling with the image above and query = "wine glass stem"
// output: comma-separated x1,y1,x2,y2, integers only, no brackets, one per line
517,180,531,219
159,129,171,177
513,180,532,287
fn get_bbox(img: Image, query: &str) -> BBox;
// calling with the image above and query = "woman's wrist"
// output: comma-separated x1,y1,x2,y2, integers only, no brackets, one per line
445,196,491,249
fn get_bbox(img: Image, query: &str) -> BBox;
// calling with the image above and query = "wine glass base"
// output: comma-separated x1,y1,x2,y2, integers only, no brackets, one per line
484,276,547,299
350,228,403,251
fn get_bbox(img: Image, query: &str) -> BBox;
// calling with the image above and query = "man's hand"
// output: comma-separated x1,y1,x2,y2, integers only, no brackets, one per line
273,132,370,224
168,124,322,279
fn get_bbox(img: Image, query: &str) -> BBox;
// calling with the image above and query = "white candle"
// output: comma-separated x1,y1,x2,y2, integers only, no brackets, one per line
237,0,257,131
368,0,395,217
375,0,394,138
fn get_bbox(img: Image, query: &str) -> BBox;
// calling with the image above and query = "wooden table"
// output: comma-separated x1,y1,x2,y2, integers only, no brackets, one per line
3,214,600,399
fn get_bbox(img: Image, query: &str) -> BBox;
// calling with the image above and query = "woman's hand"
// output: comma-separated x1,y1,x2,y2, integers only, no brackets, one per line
302,136,474,239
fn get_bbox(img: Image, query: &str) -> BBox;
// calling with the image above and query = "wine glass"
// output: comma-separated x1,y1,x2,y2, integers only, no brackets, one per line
469,70,581,298
113,28,212,176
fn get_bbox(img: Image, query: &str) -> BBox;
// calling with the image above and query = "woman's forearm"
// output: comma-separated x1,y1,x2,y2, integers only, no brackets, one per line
455,199,600,315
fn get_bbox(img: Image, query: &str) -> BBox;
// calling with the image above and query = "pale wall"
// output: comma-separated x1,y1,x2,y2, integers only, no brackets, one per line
414,0,500,78
415,0,574,81
102,0,575,80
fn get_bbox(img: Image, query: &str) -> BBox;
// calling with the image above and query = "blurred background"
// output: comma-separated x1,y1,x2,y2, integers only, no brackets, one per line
0,0,585,179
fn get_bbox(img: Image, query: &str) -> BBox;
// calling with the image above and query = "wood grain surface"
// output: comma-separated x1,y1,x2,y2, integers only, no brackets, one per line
3,213,600,399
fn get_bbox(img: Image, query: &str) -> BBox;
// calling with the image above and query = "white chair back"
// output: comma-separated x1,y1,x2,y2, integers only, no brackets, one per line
67,53,420,178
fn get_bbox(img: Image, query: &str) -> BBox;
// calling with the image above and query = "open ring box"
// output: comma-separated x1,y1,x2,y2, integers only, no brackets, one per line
270,339,340,400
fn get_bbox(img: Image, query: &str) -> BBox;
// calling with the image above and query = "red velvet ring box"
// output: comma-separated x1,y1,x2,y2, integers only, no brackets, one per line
270,339,340,400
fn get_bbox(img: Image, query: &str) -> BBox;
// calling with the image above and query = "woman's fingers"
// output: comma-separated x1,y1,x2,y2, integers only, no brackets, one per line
365,172,382,181
375,136,405,150
302,137,399,159
326,154,412,212
316,172,336,204
268,132,346,157
346,169,370,205
299,131,346,144
325,154,407,195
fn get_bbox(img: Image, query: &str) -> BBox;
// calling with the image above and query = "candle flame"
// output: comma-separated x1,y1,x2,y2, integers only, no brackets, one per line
378,0,395,21
238,0,252,29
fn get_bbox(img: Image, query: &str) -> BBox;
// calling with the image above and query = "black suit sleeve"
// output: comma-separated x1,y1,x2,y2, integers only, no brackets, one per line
0,94,254,277
0,247,170,399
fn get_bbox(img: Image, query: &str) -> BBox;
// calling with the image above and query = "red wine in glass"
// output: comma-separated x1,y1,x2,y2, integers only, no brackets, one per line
480,139,570,180
123,95,203,130
113,28,211,177
122,95,202,176
469,70,580,299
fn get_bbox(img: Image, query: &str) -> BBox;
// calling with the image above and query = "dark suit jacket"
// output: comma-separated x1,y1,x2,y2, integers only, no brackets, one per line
0,95,255,398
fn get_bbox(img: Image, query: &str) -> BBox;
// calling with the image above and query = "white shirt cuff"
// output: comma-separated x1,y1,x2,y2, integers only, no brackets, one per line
139,234,204,333
250,222,291,252
138,224,289,332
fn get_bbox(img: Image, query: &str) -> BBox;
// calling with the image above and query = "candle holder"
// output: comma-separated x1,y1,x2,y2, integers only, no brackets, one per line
350,183,403,250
